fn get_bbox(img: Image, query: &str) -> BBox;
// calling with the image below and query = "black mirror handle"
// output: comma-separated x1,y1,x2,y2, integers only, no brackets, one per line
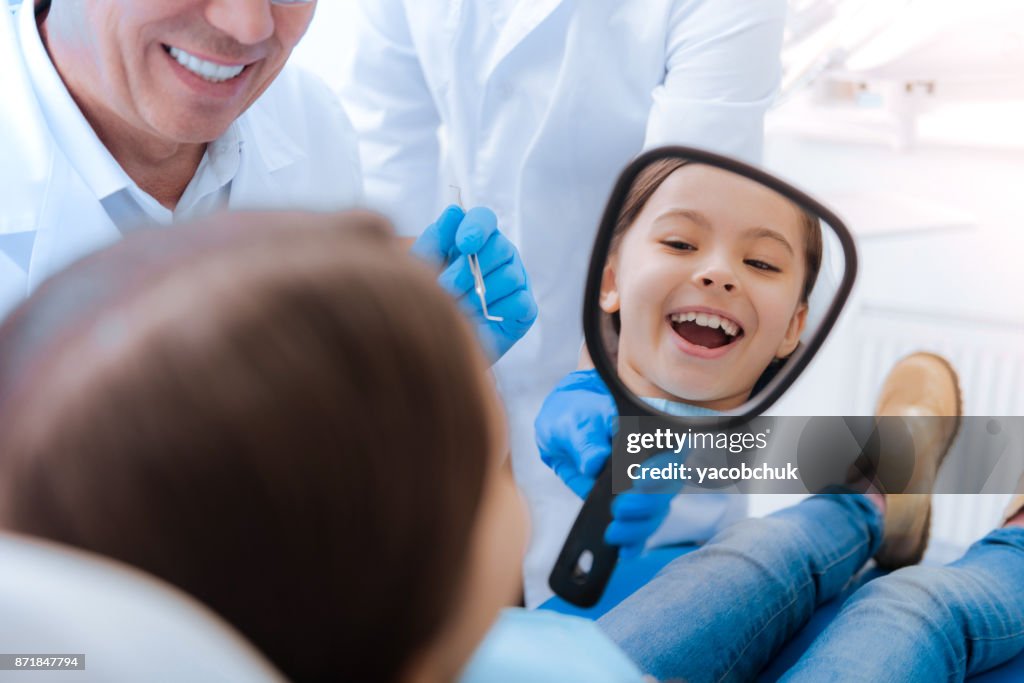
548,462,618,607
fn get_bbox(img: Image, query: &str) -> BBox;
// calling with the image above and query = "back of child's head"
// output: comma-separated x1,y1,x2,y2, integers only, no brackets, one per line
0,211,494,683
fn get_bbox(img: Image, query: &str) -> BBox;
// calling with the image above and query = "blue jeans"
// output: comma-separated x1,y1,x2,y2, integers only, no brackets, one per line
597,495,1024,682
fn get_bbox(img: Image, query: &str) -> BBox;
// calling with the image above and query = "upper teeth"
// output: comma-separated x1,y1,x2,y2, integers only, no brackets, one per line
670,311,740,336
169,47,246,83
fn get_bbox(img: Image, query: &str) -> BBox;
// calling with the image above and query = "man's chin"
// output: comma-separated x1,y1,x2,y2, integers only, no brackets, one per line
150,114,239,146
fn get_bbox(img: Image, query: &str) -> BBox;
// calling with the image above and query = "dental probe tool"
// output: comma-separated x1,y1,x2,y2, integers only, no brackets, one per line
449,185,504,322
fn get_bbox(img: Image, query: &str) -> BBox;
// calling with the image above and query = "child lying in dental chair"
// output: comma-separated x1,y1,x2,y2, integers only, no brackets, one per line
0,210,1022,683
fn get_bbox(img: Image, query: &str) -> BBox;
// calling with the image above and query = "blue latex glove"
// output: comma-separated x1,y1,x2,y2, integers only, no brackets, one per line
535,370,618,498
535,369,678,559
413,205,537,361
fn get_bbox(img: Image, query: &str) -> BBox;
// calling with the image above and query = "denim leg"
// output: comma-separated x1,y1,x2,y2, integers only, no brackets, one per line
783,527,1024,682
597,494,882,683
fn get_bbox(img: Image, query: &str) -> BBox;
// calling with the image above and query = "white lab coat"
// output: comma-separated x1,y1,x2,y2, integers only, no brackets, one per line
0,2,363,320
341,0,787,605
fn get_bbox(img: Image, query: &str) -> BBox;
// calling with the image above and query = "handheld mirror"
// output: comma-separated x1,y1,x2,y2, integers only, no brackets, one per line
549,146,858,607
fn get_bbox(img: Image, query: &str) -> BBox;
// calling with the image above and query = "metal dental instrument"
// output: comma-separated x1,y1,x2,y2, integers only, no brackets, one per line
450,185,504,323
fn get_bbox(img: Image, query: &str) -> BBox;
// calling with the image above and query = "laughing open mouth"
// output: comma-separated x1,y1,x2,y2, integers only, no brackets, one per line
668,311,744,350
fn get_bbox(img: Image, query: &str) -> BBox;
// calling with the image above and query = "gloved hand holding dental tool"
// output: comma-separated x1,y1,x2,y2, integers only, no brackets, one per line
413,202,537,360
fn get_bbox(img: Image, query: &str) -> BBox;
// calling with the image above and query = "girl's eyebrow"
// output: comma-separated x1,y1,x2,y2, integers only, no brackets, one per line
652,208,711,229
743,227,795,256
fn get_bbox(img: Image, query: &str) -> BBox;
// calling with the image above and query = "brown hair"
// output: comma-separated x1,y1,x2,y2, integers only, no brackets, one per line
0,211,494,683
612,158,823,303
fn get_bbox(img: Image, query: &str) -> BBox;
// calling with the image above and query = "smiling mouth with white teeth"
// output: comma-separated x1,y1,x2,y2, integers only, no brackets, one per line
668,311,744,350
165,46,248,84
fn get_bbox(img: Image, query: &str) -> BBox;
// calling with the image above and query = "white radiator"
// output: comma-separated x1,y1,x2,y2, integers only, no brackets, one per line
851,306,1024,417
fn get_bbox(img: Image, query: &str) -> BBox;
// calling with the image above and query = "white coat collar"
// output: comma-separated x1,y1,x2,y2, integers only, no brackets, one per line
18,2,132,203
237,92,307,175
0,5,49,236
483,0,566,76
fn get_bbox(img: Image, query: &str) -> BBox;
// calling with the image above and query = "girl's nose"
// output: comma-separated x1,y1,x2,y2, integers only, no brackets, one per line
692,263,737,293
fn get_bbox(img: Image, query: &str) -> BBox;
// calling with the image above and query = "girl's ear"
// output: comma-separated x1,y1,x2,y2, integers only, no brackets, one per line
775,302,808,358
599,261,620,314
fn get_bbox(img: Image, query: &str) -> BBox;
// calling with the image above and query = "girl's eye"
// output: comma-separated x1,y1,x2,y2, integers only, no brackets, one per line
662,240,695,251
745,259,781,273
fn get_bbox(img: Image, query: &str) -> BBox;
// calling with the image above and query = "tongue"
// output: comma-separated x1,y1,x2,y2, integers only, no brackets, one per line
673,321,732,349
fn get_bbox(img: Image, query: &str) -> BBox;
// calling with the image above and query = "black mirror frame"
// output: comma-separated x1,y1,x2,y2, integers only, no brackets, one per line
583,145,858,429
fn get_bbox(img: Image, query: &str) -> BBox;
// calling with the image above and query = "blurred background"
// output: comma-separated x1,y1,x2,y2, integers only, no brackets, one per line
291,0,1024,558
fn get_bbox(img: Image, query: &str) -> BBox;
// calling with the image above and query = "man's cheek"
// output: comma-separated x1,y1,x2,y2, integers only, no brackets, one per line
278,12,317,51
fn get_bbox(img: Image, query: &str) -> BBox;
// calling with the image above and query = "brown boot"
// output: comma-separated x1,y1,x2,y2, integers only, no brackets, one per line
873,352,962,570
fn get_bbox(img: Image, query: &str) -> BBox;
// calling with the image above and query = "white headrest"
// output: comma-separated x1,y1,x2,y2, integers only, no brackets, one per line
0,532,288,682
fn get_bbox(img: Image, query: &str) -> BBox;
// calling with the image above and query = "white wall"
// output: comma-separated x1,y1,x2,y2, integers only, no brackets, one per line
291,1,359,93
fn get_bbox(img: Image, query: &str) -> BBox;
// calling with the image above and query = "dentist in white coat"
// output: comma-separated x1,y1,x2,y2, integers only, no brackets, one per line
340,0,788,605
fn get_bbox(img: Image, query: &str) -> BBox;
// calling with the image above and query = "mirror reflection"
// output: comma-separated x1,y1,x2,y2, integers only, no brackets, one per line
593,156,847,417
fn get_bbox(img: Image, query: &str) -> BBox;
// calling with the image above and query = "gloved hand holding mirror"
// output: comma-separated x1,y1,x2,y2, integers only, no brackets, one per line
544,147,857,606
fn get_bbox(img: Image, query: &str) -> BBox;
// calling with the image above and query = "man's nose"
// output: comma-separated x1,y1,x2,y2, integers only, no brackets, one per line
205,0,275,46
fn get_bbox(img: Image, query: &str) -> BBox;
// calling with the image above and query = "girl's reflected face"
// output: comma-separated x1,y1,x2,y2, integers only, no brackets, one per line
601,165,809,411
